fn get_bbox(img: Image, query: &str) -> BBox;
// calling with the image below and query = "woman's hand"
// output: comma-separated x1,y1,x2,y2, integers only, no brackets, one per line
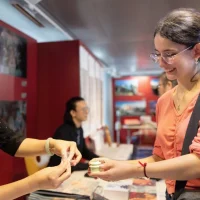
88,159,137,181
28,160,71,190
50,139,82,166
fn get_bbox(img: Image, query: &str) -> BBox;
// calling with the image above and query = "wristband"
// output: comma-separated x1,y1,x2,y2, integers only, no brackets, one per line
45,138,54,156
138,161,149,178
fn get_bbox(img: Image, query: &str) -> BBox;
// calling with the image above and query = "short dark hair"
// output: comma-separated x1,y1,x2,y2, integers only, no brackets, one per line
64,96,84,123
159,72,178,88
154,8,200,47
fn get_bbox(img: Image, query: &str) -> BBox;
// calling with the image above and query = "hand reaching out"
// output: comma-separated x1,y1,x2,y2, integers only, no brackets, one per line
28,160,71,190
49,139,82,166
88,159,137,182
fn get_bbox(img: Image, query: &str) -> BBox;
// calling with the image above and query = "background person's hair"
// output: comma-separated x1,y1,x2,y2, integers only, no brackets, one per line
159,72,178,88
63,96,84,123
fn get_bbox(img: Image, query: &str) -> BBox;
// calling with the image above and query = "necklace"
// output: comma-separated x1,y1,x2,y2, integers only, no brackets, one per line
176,81,199,111
176,91,189,111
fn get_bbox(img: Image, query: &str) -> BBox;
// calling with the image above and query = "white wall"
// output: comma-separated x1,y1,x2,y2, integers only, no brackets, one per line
103,71,113,139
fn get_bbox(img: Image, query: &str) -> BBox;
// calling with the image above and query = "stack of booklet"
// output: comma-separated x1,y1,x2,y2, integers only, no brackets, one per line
129,178,157,200
27,170,99,200
28,190,90,200
93,178,166,200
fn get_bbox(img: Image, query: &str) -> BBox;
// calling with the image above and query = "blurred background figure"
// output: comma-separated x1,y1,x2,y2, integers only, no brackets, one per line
48,96,99,171
158,72,178,96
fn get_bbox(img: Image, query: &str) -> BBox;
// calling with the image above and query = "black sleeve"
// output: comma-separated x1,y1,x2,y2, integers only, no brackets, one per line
82,138,99,160
0,119,25,156
71,162,89,172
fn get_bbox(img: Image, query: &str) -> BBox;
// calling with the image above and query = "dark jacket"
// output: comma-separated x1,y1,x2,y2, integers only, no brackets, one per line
48,120,99,171
0,119,24,156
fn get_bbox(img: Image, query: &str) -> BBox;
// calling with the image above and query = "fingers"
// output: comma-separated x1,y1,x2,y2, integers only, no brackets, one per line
74,149,82,164
61,150,68,160
88,161,113,180
67,142,76,161
88,171,112,181
46,160,71,189
99,163,112,171
88,166,91,173
52,160,69,177
70,149,82,166
57,160,71,183
53,141,82,166
67,142,82,163
61,142,81,165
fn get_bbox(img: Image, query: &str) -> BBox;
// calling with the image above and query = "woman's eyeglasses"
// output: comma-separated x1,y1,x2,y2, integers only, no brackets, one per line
150,46,192,65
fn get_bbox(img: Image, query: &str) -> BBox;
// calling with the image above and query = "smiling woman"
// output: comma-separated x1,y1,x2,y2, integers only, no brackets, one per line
89,8,200,200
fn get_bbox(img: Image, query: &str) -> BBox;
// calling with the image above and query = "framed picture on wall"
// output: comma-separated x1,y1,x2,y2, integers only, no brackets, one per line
115,79,139,96
0,26,27,78
0,101,26,136
150,78,159,96
115,100,146,116
149,100,157,116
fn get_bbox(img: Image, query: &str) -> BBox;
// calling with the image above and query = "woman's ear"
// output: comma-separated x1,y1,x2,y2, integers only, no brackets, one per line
193,43,200,61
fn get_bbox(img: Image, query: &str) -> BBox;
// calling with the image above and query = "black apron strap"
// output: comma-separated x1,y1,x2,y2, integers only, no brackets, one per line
174,94,200,200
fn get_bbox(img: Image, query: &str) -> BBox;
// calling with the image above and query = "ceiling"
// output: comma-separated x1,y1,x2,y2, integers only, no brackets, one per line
0,0,71,42
10,0,200,77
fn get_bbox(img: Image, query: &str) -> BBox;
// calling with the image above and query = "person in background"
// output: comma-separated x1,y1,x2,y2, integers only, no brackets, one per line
158,72,178,96
0,119,82,200
48,96,99,171
89,8,200,200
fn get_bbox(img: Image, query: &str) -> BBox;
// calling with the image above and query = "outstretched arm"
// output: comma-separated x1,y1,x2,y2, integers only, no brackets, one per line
145,153,200,180
89,153,200,181
0,119,81,164
15,138,46,157
0,160,71,200
0,175,36,200
127,154,163,164
15,138,82,165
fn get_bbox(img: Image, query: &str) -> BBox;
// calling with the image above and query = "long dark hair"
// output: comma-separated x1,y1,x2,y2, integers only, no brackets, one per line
63,96,84,124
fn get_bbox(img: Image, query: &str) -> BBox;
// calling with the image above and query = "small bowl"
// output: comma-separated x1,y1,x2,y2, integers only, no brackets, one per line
90,161,101,166
90,165,100,172
89,161,101,172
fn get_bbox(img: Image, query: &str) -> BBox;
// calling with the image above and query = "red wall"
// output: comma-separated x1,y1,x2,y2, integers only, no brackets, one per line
0,21,37,200
113,76,158,143
37,41,80,139
0,22,82,200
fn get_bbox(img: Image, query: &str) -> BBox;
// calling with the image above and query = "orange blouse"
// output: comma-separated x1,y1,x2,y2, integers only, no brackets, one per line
153,86,200,194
